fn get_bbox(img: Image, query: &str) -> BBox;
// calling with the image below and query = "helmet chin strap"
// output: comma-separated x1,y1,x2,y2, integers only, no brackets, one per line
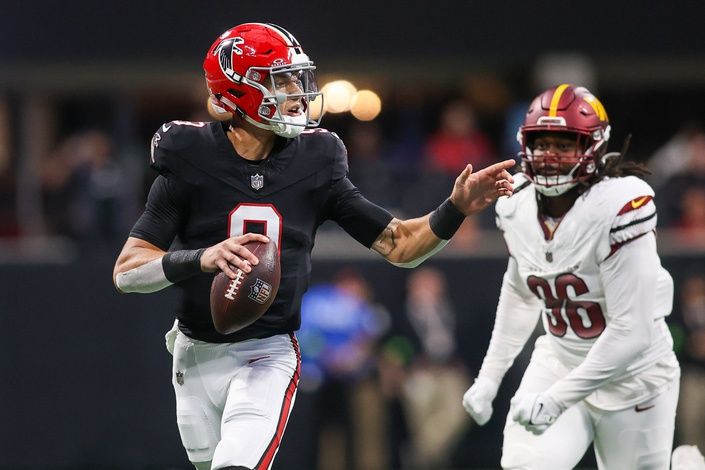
534,180,579,197
238,111,307,138
271,113,308,138
532,159,583,197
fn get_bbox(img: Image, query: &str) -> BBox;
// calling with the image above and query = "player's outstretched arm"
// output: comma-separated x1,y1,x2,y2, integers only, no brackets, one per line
371,159,514,267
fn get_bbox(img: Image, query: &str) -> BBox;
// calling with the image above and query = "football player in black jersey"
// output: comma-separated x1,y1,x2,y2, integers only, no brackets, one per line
113,23,514,470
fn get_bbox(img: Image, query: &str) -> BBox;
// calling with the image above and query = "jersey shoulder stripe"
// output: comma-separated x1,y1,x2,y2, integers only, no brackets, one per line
617,195,653,215
579,176,658,260
603,178,657,249
513,178,532,195
610,209,656,234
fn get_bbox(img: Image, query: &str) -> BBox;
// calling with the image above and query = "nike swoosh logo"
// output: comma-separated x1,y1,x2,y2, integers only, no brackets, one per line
530,403,544,424
162,123,172,132
631,196,650,209
248,355,271,365
635,404,655,412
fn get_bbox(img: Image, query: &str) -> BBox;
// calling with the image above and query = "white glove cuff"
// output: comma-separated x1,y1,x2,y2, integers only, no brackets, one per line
474,376,500,399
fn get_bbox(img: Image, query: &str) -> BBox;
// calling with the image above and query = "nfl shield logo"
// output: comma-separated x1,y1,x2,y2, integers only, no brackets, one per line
251,173,264,190
249,278,273,304
175,371,184,386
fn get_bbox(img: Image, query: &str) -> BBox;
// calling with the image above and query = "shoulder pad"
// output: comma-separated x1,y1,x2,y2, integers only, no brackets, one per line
593,176,657,247
150,120,211,175
300,128,349,180
511,172,532,195
496,172,532,220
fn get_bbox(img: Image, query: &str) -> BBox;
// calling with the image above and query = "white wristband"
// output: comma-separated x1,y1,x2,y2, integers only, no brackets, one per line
389,239,449,269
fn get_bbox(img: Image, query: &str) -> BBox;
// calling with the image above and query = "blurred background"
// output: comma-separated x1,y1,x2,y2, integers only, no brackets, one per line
2,1,705,468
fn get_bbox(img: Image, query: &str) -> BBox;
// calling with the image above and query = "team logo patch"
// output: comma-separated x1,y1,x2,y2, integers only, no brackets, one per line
249,278,273,304
251,173,264,190
175,370,184,386
150,133,161,163
630,196,650,209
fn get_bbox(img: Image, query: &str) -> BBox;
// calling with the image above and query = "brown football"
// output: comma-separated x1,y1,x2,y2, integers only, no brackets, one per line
210,239,281,335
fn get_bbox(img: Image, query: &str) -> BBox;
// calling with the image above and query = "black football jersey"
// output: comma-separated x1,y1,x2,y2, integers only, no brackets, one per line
129,121,393,343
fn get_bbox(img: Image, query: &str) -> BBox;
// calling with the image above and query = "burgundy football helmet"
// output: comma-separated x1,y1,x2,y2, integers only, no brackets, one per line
203,23,323,138
518,84,611,196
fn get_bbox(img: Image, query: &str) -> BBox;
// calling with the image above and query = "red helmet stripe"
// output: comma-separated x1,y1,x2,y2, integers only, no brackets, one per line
548,83,571,117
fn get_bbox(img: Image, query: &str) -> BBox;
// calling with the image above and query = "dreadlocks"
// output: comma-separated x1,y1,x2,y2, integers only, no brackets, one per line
592,134,651,184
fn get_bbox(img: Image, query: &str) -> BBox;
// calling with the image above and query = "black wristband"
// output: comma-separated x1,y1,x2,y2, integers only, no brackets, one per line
429,198,466,240
162,248,206,283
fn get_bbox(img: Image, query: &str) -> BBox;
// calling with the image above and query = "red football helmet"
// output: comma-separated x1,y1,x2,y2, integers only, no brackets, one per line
518,84,611,196
203,23,323,138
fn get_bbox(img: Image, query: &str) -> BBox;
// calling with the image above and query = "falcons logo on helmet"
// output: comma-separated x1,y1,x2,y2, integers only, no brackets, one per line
216,37,245,82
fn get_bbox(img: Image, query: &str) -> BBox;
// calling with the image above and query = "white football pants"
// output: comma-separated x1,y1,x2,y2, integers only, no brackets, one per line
501,344,679,470
170,329,300,470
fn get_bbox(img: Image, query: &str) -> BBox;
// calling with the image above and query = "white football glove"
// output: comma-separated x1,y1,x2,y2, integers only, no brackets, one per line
510,392,563,435
462,377,500,425
672,445,705,470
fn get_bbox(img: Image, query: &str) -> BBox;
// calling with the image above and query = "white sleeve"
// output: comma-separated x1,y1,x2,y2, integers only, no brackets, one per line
545,233,656,409
477,257,543,384
115,257,173,293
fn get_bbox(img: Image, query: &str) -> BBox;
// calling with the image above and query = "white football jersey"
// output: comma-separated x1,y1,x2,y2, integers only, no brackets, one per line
496,173,679,409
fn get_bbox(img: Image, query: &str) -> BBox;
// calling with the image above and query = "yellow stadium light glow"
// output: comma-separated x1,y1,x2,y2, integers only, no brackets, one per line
321,80,357,113
308,93,325,121
350,90,382,121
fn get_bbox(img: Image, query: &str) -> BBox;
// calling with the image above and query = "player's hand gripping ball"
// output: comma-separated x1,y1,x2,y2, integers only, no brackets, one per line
210,239,281,334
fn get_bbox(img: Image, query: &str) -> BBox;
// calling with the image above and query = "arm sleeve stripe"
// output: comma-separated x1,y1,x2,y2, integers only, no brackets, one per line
609,210,656,233
606,231,651,260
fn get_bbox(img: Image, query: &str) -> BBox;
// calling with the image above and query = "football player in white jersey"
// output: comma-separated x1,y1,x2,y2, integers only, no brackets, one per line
462,84,680,469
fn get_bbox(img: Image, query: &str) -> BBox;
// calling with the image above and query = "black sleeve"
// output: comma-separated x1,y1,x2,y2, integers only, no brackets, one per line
327,176,394,248
330,132,349,181
129,175,189,250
